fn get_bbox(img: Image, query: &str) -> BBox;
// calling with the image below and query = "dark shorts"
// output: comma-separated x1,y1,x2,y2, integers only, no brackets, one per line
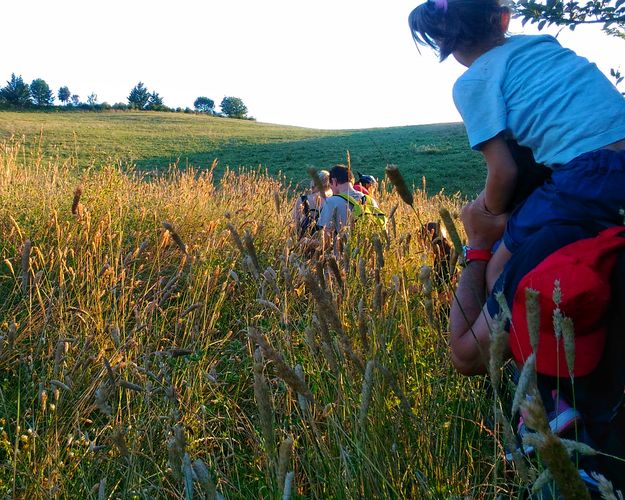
503,149,625,252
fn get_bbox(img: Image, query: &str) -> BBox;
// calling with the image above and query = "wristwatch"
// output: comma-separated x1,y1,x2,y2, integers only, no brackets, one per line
462,245,493,265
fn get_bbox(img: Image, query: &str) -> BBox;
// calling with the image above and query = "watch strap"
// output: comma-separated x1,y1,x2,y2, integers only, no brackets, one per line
463,246,492,263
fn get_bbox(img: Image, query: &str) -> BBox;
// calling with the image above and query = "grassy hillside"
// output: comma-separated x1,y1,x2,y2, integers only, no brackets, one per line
0,141,502,498
0,110,486,196
0,125,594,498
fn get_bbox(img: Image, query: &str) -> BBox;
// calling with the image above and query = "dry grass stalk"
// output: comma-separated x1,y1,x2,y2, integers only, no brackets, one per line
111,427,130,458
561,317,576,378
373,236,385,270
419,266,433,322
358,257,367,287
243,230,261,273
512,353,536,418
168,425,186,479
183,452,194,500
181,303,203,318
71,185,82,215
495,291,512,321
119,380,143,392
358,298,369,352
385,164,413,208
359,360,375,429
326,255,343,289
50,379,71,392
110,323,121,347
304,326,318,356
253,347,275,448
294,364,309,412
53,339,66,378
192,458,217,500
524,288,541,353
495,407,530,482
590,472,623,500
438,208,463,256
248,327,314,402
320,341,340,374
162,221,187,254
535,433,591,499
21,239,31,295
532,469,553,495
277,435,294,491
97,478,106,500
373,282,384,313
282,471,294,500
226,223,246,254
273,190,281,215
300,267,342,336
94,383,113,416
488,315,509,389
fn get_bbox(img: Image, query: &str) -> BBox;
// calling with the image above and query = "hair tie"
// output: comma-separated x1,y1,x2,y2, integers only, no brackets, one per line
432,0,448,12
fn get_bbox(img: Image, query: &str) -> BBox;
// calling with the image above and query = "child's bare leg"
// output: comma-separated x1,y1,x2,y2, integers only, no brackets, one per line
486,243,512,293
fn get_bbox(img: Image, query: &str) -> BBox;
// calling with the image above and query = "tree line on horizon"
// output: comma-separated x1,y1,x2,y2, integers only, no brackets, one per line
0,75,251,119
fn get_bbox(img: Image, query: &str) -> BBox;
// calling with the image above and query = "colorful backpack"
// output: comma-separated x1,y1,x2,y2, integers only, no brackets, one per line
334,193,387,232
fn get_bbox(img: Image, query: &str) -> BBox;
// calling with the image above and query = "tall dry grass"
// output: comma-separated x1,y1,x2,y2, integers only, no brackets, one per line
0,136,575,498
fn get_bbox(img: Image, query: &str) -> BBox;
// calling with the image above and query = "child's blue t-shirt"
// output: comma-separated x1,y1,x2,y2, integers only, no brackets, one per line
453,35,625,167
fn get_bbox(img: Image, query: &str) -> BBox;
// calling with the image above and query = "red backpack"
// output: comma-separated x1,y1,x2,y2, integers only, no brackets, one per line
509,225,625,491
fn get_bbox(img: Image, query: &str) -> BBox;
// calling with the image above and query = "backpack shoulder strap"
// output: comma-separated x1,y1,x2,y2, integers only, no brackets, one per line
334,193,360,207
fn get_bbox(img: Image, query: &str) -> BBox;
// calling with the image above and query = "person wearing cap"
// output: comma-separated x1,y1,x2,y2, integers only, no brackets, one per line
353,172,378,196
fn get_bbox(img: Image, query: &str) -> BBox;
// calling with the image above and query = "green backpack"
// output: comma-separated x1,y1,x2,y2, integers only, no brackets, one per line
334,193,387,232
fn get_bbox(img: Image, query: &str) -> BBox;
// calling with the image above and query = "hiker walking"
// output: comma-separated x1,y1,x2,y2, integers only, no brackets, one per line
317,164,383,235
293,169,332,239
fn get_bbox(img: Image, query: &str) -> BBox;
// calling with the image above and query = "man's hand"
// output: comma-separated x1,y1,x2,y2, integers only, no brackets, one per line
461,192,509,249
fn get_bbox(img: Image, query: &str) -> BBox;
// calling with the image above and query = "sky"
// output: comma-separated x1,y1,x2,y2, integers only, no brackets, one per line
1,0,623,130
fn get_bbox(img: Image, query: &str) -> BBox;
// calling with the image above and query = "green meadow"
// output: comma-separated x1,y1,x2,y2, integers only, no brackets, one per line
0,110,485,196
0,110,583,498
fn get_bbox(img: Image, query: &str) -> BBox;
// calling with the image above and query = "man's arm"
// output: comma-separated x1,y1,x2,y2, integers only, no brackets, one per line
449,261,494,375
448,194,508,375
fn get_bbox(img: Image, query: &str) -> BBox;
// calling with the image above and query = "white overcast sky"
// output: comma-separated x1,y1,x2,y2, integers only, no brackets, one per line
1,0,623,129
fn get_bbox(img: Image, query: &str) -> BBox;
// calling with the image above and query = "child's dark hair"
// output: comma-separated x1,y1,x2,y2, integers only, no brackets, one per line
409,0,508,61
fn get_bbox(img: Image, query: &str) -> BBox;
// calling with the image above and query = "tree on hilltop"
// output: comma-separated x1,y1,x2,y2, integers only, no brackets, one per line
194,96,215,114
58,86,71,105
70,94,80,106
220,96,248,119
0,74,31,107
128,82,150,109
30,78,54,106
146,91,165,111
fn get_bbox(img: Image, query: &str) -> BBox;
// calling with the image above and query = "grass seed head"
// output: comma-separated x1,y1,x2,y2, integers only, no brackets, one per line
385,164,413,208
278,435,294,491
561,316,576,378
524,288,541,353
